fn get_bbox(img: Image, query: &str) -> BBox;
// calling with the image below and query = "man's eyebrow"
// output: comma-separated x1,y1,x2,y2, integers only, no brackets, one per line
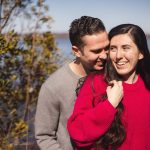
90,48,102,51
90,44,110,51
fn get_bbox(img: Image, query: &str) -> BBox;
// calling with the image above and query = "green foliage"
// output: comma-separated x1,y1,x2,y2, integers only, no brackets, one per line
0,0,59,149
0,119,28,149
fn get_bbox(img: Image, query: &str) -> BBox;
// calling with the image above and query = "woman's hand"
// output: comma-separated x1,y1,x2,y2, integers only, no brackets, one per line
106,80,123,108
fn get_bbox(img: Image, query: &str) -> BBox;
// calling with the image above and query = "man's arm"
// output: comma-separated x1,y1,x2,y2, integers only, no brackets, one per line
35,84,62,150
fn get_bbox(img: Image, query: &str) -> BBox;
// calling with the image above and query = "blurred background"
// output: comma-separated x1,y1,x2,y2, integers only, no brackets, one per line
0,0,150,149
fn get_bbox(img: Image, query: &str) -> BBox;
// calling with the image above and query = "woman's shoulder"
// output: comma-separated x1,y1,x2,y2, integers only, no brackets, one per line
86,72,107,91
77,72,107,98
80,72,106,90
86,71,103,78
87,72,105,82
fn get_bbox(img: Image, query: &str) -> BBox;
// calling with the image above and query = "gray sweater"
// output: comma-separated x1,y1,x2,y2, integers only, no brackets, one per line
35,63,81,150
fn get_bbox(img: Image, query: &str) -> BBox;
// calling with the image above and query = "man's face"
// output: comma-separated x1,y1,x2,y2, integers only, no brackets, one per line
78,31,109,72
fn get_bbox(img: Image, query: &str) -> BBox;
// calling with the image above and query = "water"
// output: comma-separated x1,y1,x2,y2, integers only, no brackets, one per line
55,38,72,58
56,38,150,61
55,38,74,65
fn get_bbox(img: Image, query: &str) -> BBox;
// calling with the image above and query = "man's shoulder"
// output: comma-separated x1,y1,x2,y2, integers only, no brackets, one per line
43,63,73,86
51,63,69,75
50,64,67,77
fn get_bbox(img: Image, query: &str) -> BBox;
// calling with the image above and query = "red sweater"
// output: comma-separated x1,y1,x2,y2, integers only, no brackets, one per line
67,73,150,150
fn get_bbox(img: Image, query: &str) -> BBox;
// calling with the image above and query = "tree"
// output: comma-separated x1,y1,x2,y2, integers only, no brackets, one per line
0,0,58,149
0,0,32,32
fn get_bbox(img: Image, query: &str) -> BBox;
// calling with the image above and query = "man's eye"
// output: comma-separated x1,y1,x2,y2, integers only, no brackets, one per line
92,51,99,54
105,46,109,51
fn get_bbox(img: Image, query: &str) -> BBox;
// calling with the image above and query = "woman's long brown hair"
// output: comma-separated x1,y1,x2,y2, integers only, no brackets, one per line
94,60,126,150
75,63,126,150
95,23,150,149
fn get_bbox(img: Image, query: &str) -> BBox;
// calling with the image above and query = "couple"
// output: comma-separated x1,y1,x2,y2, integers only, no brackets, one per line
35,16,150,150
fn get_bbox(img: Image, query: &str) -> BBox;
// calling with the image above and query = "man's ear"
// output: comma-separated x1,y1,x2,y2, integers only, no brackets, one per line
72,46,82,57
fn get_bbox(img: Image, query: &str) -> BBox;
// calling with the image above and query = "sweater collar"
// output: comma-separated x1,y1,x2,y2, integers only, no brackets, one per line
123,74,143,91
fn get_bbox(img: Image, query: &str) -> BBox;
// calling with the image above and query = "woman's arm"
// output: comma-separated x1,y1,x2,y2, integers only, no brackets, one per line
67,73,118,147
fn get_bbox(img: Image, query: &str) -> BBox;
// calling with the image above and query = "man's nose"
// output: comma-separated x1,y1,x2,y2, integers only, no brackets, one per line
98,49,107,60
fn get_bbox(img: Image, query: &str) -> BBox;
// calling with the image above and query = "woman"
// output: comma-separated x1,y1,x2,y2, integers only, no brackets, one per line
67,24,150,150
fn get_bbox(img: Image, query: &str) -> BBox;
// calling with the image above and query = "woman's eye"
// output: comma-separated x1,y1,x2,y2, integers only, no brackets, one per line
110,47,117,52
123,46,130,51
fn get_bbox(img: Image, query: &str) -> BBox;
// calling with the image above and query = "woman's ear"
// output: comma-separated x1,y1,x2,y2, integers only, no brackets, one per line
139,52,144,60
72,46,82,57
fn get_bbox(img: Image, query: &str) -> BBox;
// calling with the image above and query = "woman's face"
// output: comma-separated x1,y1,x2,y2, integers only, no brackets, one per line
109,34,143,81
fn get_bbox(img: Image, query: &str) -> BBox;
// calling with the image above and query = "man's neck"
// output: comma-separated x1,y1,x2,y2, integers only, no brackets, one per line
69,60,87,77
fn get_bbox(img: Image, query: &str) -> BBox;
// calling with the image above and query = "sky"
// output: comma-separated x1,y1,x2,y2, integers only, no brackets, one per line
45,0,150,34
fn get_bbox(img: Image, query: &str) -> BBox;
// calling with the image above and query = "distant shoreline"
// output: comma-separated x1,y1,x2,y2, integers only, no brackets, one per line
53,32,150,39
54,33,69,39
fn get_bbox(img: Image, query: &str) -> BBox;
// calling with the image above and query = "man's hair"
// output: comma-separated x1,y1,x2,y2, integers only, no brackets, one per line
69,16,106,48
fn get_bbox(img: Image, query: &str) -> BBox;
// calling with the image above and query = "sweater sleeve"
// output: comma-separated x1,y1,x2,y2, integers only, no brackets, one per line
34,84,62,150
67,73,117,147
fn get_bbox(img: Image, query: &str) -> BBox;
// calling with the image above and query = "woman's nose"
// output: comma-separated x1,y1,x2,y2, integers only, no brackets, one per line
116,50,123,59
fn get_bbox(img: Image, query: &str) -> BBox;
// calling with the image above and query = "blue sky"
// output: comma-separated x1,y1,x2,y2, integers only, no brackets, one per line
45,0,150,34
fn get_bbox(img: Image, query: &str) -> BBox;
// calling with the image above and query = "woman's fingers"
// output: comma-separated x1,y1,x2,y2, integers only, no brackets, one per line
106,80,123,108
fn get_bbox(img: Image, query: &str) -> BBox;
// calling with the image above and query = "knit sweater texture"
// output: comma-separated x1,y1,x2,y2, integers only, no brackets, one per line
35,63,81,150
67,73,150,150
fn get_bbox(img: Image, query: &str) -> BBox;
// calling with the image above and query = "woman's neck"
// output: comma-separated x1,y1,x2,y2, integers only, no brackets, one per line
123,72,138,84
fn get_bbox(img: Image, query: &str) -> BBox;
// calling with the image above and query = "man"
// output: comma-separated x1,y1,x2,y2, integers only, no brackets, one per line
35,16,109,150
